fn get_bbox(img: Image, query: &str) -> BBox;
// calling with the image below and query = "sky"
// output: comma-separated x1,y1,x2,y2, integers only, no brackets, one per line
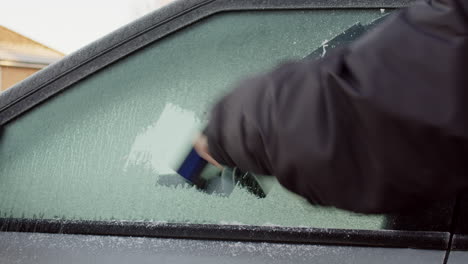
0,0,175,54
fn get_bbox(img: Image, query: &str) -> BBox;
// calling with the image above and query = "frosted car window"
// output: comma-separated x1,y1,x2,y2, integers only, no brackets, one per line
0,10,387,229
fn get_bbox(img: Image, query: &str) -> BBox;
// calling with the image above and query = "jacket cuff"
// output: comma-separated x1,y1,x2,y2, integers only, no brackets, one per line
203,124,236,168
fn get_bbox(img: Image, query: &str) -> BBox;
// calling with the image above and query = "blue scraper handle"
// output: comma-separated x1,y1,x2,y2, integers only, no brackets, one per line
177,148,208,186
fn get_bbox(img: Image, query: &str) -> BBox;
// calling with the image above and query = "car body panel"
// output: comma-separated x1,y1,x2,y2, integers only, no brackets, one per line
0,232,446,264
446,251,468,264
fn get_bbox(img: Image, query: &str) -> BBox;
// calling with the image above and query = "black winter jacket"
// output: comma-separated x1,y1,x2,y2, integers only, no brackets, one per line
204,0,468,214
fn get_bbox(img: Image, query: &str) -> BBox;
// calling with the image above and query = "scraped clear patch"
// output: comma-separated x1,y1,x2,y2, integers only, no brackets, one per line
124,102,201,176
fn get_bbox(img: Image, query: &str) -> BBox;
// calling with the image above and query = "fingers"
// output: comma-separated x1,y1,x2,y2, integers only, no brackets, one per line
193,134,223,169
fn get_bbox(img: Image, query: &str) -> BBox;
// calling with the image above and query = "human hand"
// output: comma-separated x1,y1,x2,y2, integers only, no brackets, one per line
193,134,223,169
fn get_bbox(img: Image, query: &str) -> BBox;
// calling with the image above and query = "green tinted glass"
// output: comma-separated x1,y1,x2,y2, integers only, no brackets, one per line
0,10,386,228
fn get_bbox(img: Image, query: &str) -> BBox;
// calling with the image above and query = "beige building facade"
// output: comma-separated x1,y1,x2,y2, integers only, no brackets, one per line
0,25,64,91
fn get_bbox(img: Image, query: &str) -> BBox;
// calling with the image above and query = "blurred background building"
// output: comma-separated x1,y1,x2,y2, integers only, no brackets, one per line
0,0,175,92
0,25,64,92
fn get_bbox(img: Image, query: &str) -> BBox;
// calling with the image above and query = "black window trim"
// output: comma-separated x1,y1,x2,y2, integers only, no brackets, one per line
0,219,449,250
0,0,451,251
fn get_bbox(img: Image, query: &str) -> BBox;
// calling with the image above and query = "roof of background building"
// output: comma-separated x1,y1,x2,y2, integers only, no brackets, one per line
0,25,64,68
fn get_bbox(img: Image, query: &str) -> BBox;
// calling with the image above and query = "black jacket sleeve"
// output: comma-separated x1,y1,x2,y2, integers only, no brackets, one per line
204,0,468,214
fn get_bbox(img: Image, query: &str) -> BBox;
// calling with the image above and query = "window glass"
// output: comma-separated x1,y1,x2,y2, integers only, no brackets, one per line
0,10,389,229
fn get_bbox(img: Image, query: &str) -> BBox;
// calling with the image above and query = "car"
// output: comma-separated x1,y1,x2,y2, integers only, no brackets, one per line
0,0,466,263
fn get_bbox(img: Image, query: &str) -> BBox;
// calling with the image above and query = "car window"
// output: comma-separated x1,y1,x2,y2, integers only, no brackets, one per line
0,9,435,230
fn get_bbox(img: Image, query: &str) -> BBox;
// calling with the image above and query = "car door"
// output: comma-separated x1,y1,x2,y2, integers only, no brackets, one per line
0,0,458,263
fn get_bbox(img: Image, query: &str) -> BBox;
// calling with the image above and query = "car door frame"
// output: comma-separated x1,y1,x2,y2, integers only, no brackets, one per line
0,0,455,257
